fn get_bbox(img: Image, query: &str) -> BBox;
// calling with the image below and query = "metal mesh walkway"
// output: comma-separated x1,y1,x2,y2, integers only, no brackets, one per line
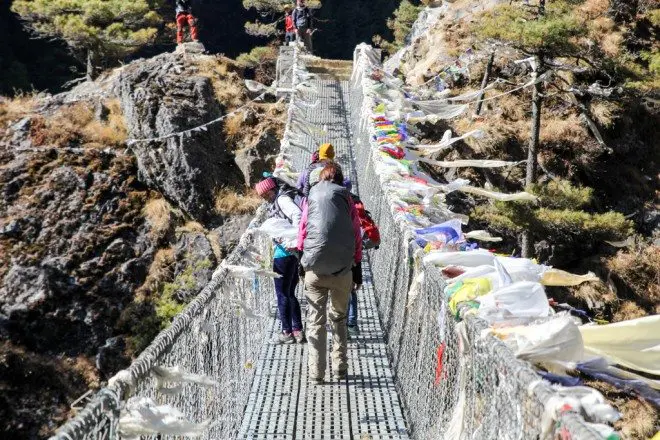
238,77,409,439
49,48,602,440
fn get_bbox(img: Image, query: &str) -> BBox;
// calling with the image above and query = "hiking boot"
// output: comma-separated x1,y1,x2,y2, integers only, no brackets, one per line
275,332,295,344
347,324,359,337
293,330,306,344
334,370,347,380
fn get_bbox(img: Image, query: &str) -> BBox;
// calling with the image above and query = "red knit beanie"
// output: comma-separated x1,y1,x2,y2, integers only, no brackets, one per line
255,177,277,196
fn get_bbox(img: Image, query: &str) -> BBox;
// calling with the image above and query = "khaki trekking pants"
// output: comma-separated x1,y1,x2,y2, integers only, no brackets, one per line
304,270,352,379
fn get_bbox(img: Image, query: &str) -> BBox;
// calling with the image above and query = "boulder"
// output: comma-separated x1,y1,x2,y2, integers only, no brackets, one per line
211,214,253,256
118,52,241,224
234,129,280,186
0,265,50,317
173,232,217,299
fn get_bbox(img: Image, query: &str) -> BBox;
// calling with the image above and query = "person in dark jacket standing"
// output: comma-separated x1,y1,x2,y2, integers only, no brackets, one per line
176,0,199,44
292,0,313,52
297,162,362,383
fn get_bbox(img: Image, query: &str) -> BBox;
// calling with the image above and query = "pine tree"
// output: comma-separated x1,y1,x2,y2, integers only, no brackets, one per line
373,0,422,54
12,0,164,80
476,0,587,257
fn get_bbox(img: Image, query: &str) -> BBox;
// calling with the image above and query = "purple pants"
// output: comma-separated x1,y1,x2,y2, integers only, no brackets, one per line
273,255,302,333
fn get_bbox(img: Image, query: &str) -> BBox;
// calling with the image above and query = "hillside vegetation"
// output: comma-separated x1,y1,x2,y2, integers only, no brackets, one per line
380,1,658,436
0,52,283,439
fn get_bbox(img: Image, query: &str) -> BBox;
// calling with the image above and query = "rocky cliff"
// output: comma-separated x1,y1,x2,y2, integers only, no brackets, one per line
0,46,282,439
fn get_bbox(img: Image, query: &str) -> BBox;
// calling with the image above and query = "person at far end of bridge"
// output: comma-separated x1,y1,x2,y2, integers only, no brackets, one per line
297,162,363,383
296,143,335,197
284,6,296,46
255,177,306,345
293,0,313,53
175,0,199,44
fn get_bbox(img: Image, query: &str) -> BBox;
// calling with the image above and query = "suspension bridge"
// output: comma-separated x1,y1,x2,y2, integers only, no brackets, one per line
50,46,603,440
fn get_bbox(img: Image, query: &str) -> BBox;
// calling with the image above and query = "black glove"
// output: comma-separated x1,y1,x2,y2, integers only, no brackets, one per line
352,262,363,286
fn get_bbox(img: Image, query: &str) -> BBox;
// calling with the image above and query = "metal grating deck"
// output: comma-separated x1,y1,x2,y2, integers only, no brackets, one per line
237,73,409,439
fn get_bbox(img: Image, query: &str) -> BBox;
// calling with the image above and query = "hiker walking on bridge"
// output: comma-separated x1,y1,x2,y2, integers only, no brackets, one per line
175,0,199,44
297,162,362,383
256,177,306,344
292,0,313,53
297,143,335,197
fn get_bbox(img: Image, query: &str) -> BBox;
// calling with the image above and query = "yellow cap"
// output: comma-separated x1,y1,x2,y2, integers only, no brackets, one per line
319,143,335,160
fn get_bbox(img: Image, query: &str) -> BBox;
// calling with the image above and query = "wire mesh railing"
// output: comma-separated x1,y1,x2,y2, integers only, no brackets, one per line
349,44,603,440
49,47,311,440
49,205,278,440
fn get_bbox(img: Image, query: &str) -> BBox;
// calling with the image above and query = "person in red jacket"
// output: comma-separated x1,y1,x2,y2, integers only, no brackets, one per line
176,0,199,44
284,6,296,45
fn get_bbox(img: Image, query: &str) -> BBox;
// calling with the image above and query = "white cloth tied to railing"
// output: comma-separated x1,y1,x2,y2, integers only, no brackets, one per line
119,397,211,438
152,365,218,395
417,157,525,168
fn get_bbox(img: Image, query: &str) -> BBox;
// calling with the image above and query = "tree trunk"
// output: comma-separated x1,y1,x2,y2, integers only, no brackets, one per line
522,55,543,259
526,57,542,187
86,48,96,81
521,231,533,258
475,51,495,116
539,0,546,15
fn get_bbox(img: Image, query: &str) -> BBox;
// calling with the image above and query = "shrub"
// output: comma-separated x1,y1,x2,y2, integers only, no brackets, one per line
473,180,634,259
236,46,278,69
375,0,422,53
476,2,586,56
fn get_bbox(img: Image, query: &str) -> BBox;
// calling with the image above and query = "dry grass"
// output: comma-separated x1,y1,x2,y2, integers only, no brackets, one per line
539,113,590,145
215,188,262,216
194,55,247,110
586,380,658,439
590,100,621,129
137,247,175,298
143,198,174,238
71,356,100,389
606,244,660,304
601,32,624,57
615,399,657,439
612,300,648,322
570,282,617,310
223,112,244,140
0,93,37,127
207,230,224,261
579,0,610,16
28,101,127,148
590,16,615,34
83,99,127,146
177,221,206,234
30,104,92,146
494,92,528,122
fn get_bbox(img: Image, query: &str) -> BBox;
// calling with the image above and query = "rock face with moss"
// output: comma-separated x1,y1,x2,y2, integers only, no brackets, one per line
118,51,243,225
0,51,274,439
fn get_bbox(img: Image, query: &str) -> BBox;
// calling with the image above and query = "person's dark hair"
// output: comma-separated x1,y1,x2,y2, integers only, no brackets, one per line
319,161,344,185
